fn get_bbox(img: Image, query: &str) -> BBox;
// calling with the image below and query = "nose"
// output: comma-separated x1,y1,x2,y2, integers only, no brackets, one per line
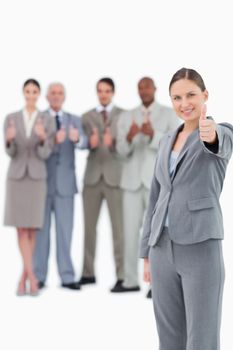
180,97,190,109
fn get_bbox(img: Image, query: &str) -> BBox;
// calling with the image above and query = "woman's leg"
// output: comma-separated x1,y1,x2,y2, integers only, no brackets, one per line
17,228,38,294
149,231,187,350
175,239,225,350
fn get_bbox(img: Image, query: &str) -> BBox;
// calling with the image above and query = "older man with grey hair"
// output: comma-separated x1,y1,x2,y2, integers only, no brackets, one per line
33,82,88,290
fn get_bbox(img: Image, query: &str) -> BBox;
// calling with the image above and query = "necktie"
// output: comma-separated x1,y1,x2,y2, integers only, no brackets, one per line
55,114,61,130
101,109,108,125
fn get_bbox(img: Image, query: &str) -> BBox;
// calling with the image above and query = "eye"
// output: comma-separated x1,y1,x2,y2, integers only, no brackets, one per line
187,93,195,97
173,96,181,101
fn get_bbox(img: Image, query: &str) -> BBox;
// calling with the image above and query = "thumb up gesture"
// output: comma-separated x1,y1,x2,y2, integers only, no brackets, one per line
90,127,99,149
103,127,113,147
199,104,217,144
56,124,66,144
6,118,16,143
127,118,140,143
34,117,46,141
69,125,79,143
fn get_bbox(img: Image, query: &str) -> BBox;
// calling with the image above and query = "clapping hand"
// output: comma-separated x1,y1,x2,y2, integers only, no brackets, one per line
69,125,79,143
103,127,113,147
141,114,154,138
90,127,99,149
127,118,140,143
34,117,46,142
56,125,66,144
6,118,16,143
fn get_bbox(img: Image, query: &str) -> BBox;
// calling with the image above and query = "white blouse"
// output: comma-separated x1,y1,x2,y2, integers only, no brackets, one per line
22,108,38,138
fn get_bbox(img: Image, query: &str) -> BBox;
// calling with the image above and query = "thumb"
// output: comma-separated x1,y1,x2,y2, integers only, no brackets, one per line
8,118,15,127
144,112,150,123
200,104,207,121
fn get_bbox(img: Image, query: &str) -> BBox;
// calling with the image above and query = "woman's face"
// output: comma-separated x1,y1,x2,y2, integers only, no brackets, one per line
170,79,208,123
23,83,40,108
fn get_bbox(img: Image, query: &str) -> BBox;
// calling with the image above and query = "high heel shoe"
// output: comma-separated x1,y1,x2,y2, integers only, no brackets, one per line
28,278,39,297
16,283,27,297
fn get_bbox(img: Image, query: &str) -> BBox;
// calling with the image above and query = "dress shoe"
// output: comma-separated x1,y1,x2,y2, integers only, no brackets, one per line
110,280,124,293
110,284,140,293
38,281,45,289
79,276,96,285
146,289,152,299
61,281,81,290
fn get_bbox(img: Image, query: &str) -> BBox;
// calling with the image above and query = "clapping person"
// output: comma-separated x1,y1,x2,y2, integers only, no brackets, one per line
33,83,88,290
80,78,125,292
116,77,179,293
4,79,55,296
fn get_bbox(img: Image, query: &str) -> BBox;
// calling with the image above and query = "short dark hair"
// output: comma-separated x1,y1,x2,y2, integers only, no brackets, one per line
169,68,206,93
97,77,115,92
23,79,41,91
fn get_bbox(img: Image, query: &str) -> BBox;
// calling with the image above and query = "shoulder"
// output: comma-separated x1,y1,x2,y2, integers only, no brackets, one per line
156,103,174,115
64,111,81,121
82,108,96,119
6,110,22,120
113,106,125,115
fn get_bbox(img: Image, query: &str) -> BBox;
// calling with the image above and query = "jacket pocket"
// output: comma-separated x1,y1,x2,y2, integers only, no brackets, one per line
188,196,216,211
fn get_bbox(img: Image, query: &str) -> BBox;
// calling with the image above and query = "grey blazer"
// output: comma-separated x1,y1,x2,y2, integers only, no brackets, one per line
46,111,88,197
4,110,55,180
140,120,233,258
82,106,124,187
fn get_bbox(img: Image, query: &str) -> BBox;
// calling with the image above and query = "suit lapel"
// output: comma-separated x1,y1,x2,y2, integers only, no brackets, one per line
170,127,199,182
16,111,26,139
162,127,181,186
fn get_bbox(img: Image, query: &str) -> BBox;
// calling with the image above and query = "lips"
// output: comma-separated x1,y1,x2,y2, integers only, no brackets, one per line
182,108,193,117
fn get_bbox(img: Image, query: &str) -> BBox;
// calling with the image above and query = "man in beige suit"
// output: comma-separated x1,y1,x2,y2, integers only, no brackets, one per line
80,78,124,292
116,77,180,294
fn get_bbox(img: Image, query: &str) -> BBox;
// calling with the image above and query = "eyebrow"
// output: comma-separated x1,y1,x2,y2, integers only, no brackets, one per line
171,90,197,98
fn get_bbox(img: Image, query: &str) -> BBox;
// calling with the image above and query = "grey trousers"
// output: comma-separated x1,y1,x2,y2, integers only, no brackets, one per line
34,195,75,284
123,186,149,287
149,227,225,350
82,178,124,280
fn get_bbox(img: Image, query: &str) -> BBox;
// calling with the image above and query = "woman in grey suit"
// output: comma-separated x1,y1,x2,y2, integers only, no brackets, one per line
140,68,233,349
4,79,55,296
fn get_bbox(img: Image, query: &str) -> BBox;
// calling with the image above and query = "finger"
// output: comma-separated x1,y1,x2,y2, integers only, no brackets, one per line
8,118,15,127
200,104,207,121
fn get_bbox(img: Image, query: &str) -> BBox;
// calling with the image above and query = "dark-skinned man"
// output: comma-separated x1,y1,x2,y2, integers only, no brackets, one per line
116,77,180,296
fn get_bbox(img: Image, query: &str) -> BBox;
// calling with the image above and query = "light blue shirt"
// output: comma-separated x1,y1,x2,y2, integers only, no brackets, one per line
164,150,179,227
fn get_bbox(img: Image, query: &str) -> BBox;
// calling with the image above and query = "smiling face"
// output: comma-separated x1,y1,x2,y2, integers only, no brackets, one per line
47,83,65,112
23,83,40,109
138,78,156,106
170,79,208,123
97,82,114,106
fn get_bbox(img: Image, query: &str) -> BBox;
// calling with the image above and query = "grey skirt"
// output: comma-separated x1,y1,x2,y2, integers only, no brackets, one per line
4,175,47,229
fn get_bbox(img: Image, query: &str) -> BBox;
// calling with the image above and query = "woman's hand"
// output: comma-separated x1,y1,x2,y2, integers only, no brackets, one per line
34,117,46,142
6,118,16,143
199,104,217,144
143,258,151,283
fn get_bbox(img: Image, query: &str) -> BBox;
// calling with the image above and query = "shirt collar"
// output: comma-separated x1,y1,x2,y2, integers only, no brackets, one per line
49,108,63,118
141,100,157,114
22,108,38,119
96,103,114,114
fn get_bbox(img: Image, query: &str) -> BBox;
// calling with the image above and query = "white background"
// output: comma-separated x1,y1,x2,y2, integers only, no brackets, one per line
0,0,232,349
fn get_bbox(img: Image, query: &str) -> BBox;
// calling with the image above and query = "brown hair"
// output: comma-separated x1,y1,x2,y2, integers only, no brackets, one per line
169,68,206,93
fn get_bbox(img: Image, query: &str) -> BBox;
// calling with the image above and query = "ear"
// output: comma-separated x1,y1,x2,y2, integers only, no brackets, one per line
203,89,209,102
